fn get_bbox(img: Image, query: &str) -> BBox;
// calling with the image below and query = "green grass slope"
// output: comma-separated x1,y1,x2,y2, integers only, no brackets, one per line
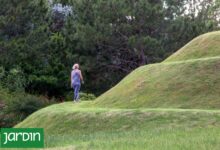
94,57,220,109
93,31,220,109
15,102,220,150
165,31,220,62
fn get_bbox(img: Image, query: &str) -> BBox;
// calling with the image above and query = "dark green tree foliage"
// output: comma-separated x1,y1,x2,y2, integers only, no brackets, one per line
1,68,26,92
0,0,68,97
0,0,219,97
163,0,219,56
64,0,165,93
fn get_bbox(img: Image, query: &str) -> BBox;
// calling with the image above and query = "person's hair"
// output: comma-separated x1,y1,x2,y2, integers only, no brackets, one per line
72,64,79,70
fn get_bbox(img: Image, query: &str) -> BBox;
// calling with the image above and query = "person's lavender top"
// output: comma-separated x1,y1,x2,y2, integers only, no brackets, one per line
71,69,81,85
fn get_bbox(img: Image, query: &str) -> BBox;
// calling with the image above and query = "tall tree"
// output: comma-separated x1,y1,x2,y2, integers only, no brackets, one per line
163,0,219,56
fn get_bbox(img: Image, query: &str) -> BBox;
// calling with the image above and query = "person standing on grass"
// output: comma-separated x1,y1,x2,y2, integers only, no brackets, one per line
71,63,84,102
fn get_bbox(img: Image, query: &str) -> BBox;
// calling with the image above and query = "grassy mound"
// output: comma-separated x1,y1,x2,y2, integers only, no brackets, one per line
94,57,220,109
93,31,220,109
16,102,220,134
165,31,220,62
15,102,220,150
10,31,220,112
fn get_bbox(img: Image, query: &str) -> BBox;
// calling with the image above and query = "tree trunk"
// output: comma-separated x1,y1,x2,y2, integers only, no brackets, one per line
139,49,146,66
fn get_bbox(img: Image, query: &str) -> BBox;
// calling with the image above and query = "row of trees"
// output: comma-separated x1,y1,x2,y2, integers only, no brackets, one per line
0,0,219,97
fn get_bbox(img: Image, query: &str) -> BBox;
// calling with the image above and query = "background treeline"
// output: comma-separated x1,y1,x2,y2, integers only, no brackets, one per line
0,0,220,97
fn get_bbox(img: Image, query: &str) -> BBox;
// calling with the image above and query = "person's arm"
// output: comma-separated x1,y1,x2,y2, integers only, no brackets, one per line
79,70,84,83
70,71,73,87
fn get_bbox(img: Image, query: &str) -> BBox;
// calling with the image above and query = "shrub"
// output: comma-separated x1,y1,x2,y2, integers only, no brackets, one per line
65,91,96,101
0,111,18,128
0,80,53,128
0,87,16,127
0,67,26,92
79,93,96,101
7,94,50,119
0,66,5,79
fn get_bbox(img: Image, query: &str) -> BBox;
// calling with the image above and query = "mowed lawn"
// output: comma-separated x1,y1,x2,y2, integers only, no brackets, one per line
43,127,220,150
13,102,220,150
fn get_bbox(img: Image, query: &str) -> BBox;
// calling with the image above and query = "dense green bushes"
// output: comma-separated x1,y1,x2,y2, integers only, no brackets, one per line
7,94,51,119
0,86,53,127
0,67,26,92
